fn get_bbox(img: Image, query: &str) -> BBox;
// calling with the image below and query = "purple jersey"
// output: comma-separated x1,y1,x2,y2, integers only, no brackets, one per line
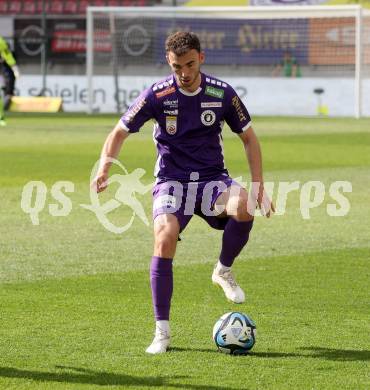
120,73,251,182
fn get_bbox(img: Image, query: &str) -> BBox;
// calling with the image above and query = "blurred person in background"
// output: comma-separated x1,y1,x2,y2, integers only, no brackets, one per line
0,36,20,126
272,51,301,78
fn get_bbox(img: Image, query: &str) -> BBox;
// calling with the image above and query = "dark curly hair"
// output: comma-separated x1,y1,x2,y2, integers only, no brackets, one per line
165,31,201,56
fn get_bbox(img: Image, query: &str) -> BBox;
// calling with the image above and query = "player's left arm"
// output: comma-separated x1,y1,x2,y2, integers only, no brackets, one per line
238,127,275,218
224,88,274,217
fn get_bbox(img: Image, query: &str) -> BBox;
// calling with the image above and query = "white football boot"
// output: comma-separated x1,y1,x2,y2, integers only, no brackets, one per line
146,321,171,354
212,265,245,304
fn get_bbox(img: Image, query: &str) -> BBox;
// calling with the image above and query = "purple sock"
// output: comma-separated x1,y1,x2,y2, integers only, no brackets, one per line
219,218,254,267
150,256,173,321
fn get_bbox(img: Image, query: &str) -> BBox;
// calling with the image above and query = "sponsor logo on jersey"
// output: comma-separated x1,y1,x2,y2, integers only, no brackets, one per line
200,110,216,126
232,96,247,122
166,116,177,135
164,109,178,115
124,98,146,123
163,99,178,108
205,86,224,99
201,102,222,108
156,86,175,99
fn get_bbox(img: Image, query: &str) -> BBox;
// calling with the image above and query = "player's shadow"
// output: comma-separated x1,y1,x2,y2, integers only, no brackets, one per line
170,347,301,358
251,347,370,362
170,347,370,362
248,351,301,358
169,347,218,353
0,366,241,390
299,347,370,362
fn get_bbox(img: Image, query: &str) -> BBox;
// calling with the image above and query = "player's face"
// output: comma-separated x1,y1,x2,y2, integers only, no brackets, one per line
167,49,205,92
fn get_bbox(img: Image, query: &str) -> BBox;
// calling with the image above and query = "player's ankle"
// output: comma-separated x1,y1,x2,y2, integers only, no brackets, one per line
155,320,170,336
215,260,231,274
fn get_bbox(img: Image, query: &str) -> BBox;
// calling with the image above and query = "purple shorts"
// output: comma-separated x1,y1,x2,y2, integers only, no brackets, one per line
152,176,241,232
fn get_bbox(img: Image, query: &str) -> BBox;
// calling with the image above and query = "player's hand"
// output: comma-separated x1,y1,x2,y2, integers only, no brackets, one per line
12,65,20,79
92,172,109,193
252,182,275,218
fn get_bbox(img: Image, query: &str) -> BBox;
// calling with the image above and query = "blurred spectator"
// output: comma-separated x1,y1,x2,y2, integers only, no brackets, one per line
0,36,20,125
272,51,301,78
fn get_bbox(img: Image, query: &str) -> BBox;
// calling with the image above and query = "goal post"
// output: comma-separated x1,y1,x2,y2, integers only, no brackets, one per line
86,5,369,117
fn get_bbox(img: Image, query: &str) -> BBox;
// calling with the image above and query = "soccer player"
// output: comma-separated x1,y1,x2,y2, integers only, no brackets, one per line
93,32,274,354
0,36,19,126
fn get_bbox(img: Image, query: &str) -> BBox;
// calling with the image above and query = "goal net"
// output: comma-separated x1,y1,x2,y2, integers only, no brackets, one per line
86,6,370,117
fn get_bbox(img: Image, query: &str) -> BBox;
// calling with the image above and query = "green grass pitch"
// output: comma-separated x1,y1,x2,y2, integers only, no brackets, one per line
0,113,369,389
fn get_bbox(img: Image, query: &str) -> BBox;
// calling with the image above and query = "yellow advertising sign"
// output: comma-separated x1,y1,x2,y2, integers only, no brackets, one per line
326,0,370,8
186,0,370,7
9,97,63,113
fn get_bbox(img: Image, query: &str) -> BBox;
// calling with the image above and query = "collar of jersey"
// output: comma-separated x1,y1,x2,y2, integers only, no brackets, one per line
178,86,202,96
173,73,203,97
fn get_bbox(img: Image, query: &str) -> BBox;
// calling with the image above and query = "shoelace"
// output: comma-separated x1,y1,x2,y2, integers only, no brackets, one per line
222,271,238,289
154,327,170,340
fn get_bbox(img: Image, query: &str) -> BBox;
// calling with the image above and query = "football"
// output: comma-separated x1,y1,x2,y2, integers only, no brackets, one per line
213,312,256,355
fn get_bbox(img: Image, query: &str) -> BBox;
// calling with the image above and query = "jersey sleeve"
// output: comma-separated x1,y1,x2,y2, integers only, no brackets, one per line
120,87,154,133
224,86,252,134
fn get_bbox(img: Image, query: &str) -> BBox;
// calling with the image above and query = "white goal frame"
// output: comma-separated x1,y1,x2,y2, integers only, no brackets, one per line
86,5,368,117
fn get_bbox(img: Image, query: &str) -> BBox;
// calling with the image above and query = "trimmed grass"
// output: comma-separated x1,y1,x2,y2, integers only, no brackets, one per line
0,250,369,389
0,114,369,389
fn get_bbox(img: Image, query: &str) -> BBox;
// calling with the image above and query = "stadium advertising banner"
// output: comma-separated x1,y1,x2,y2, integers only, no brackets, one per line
155,19,309,65
309,17,370,65
249,0,370,7
93,19,155,66
14,18,154,65
14,18,87,63
13,16,369,66
15,75,370,116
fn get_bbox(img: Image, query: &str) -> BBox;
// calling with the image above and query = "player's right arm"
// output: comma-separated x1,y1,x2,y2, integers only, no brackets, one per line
92,87,155,193
93,122,130,193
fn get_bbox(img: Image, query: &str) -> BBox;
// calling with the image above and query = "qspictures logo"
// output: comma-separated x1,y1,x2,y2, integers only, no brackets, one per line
20,159,352,234
21,159,152,234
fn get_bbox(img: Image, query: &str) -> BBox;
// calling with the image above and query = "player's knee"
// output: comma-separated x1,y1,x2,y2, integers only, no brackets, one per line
235,198,254,221
154,232,177,257
234,209,254,222
153,220,178,257
228,194,254,222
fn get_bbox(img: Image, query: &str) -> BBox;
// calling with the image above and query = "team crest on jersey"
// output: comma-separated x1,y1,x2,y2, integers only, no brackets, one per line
200,110,216,126
166,116,177,135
